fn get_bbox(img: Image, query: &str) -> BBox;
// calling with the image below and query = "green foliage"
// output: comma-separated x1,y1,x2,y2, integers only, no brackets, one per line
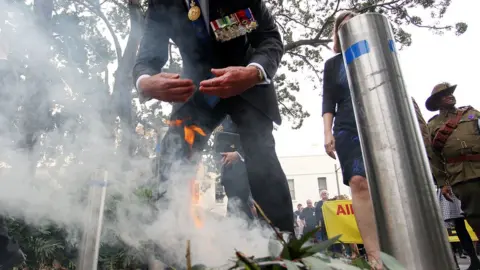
268,0,466,129
188,227,406,269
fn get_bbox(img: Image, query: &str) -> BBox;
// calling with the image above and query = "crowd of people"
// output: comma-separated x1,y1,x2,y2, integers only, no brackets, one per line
293,192,367,259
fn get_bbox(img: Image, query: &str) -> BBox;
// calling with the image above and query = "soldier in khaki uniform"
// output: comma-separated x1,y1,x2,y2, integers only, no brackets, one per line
412,98,430,148
426,82,480,239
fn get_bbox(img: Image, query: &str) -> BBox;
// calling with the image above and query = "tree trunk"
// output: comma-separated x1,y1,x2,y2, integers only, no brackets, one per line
112,2,145,159
20,0,55,174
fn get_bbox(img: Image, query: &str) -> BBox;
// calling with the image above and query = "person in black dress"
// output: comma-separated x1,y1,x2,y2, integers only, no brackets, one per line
321,11,381,269
216,116,255,220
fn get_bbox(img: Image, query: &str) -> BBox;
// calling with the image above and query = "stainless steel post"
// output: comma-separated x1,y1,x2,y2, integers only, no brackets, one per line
338,13,454,269
77,170,109,270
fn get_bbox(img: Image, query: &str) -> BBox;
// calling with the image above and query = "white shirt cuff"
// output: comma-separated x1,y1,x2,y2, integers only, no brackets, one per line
247,63,270,85
235,151,244,162
136,74,151,91
136,74,152,102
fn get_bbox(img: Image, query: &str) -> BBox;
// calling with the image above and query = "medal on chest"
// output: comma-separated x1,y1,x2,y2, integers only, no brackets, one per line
188,0,201,21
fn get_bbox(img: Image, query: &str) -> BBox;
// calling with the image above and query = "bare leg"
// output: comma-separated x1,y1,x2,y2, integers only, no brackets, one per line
350,176,382,269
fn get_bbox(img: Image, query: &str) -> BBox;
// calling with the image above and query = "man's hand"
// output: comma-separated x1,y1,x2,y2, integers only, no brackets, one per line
199,66,260,98
221,152,240,166
139,73,195,102
441,185,453,202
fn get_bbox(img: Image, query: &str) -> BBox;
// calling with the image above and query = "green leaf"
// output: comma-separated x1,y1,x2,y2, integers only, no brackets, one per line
294,226,321,250
303,235,342,255
280,245,292,260
283,260,301,270
380,252,406,270
301,256,332,269
351,257,371,269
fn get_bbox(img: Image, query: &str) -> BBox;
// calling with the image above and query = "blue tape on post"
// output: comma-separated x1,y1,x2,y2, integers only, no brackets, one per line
344,40,370,65
388,40,396,52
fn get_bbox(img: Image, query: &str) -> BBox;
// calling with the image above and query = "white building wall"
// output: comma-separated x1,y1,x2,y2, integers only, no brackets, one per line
280,154,351,210
198,154,352,214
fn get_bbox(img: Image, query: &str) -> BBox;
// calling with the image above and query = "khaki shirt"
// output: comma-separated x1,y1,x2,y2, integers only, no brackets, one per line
412,98,430,148
427,106,480,187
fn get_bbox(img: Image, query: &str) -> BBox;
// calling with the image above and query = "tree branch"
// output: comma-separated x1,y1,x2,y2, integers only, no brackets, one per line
282,0,338,52
357,0,403,13
275,13,318,31
284,38,331,52
287,51,322,85
71,0,123,61
313,0,341,40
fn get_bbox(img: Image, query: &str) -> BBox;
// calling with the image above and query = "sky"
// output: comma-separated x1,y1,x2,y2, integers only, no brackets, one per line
273,0,480,157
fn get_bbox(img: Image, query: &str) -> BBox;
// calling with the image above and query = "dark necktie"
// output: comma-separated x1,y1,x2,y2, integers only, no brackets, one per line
188,0,220,108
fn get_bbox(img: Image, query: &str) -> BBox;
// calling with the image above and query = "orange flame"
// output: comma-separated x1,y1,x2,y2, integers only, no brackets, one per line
165,119,206,150
190,178,203,228
166,119,206,228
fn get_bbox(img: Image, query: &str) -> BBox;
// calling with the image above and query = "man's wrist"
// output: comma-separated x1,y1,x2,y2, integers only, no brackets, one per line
246,65,263,84
137,75,152,93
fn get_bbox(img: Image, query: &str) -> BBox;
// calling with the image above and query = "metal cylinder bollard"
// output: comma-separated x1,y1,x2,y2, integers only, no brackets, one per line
338,13,454,269
77,170,109,270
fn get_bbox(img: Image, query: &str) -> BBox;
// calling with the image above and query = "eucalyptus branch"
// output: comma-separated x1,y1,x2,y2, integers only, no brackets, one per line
404,13,452,31
383,4,454,33
357,0,403,13
277,99,295,118
287,51,322,85
282,0,339,52
313,0,341,40
284,38,332,52
275,13,318,31
71,0,123,61
274,19,286,35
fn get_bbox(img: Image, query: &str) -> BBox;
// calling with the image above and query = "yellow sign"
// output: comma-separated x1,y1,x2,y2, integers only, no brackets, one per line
322,200,478,244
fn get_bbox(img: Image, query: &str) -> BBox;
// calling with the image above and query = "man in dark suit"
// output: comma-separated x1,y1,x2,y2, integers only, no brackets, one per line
133,0,293,232
216,117,254,220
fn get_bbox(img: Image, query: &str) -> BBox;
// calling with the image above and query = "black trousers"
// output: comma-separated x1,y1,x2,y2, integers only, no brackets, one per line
158,96,294,232
222,160,254,220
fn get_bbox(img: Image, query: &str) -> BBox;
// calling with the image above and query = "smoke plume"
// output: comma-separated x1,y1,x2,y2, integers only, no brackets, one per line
0,1,272,267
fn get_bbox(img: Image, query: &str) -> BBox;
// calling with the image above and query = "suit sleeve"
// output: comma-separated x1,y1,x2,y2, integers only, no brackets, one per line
247,0,283,79
132,5,170,87
322,59,336,115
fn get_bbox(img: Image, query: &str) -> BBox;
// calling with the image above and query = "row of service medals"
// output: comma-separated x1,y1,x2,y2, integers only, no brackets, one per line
187,0,258,42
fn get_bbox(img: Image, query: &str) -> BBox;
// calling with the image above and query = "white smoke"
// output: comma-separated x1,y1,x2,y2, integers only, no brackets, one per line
0,1,273,267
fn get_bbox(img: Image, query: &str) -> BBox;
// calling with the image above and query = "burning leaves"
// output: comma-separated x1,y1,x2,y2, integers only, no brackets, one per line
165,119,206,151
190,178,203,228
165,118,206,228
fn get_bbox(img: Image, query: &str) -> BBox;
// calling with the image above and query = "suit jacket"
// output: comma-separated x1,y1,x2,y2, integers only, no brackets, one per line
133,0,283,124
